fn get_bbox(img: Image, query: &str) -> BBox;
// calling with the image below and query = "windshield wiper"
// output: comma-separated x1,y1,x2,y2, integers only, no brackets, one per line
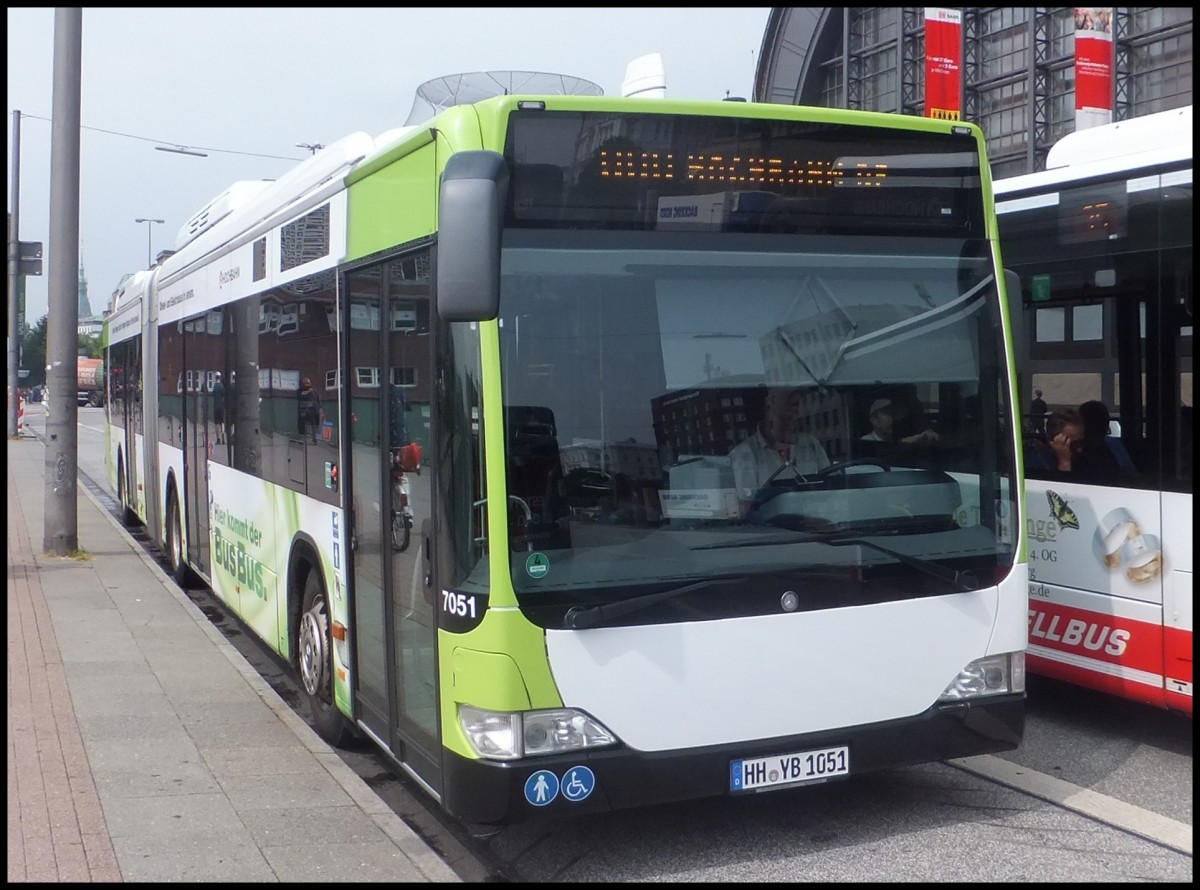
564,576,746,630
692,534,978,592
826,537,978,592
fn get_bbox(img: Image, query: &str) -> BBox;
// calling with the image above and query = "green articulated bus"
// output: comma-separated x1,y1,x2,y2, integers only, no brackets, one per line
105,89,1027,825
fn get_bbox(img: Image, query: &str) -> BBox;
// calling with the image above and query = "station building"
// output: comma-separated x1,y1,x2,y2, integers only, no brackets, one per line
752,7,1192,176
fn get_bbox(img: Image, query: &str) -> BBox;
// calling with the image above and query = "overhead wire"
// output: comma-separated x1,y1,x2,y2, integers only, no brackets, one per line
14,112,304,161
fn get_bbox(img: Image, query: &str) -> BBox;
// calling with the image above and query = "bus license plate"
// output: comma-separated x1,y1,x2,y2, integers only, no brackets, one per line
730,745,850,792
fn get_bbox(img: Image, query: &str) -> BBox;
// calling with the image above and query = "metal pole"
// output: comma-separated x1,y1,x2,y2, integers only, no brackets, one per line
43,8,83,555
135,218,164,268
7,110,21,437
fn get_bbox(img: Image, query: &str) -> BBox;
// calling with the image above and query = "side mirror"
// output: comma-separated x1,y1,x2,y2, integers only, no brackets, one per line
436,151,509,321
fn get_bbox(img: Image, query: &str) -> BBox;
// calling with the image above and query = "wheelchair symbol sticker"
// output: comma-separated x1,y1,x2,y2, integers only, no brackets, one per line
561,765,595,802
524,770,559,807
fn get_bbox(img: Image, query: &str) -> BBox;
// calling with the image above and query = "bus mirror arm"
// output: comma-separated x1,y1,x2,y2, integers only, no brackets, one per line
1002,268,1021,305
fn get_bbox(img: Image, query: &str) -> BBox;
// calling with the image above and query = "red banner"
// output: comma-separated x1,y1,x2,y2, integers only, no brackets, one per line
1074,7,1114,129
924,8,962,121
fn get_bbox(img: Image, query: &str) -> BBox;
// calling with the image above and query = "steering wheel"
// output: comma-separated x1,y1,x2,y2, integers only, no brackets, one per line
815,457,891,477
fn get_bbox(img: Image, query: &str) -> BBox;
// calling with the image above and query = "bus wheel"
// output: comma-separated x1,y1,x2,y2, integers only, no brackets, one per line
116,457,137,527
165,490,190,585
298,570,350,747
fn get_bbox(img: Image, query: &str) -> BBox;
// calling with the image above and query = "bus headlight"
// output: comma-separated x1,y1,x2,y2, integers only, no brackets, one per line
938,652,1025,701
459,705,617,761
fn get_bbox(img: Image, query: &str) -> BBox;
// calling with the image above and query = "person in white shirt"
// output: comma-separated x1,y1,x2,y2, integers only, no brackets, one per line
730,387,831,514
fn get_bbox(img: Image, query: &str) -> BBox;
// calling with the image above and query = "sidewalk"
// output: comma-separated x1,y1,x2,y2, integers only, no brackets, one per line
6,427,459,882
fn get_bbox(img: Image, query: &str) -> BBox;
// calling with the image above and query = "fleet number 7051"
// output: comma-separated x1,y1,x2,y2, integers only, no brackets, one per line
441,591,477,618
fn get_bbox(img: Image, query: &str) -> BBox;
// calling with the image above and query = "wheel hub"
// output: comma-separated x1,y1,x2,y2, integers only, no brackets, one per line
299,608,327,698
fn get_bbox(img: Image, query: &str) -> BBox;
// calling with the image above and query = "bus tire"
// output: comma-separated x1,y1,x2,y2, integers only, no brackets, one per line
165,489,191,586
298,569,350,747
116,455,137,527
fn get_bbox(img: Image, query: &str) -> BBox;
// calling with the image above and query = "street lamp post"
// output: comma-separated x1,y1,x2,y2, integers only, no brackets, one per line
135,217,165,268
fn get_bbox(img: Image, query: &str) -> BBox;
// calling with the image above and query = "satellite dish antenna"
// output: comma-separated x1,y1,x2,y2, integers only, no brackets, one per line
405,71,603,125
621,53,666,99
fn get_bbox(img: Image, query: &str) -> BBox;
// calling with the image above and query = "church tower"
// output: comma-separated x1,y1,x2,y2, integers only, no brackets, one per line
77,258,93,319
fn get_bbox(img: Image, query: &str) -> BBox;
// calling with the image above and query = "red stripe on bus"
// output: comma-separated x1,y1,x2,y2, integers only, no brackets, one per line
1027,600,1163,675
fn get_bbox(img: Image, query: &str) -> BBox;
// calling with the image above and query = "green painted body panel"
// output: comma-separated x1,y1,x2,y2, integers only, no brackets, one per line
438,609,566,761
206,464,349,711
346,141,438,261
441,293,567,761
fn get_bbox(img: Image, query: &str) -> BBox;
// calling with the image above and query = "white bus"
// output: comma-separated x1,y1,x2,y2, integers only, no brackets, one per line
106,96,1027,824
996,105,1192,715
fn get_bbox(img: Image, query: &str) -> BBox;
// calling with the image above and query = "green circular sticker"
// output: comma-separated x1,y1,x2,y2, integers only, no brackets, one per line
526,552,550,579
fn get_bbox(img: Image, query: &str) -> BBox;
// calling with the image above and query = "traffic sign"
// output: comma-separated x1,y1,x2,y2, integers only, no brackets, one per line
18,240,43,276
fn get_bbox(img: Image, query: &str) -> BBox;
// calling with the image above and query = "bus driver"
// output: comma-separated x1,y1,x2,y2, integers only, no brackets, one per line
729,386,831,514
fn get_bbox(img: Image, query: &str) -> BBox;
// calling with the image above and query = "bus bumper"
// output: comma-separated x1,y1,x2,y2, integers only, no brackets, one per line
441,693,1024,824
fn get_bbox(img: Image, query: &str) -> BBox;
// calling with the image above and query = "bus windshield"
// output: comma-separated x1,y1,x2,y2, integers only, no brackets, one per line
497,228,1017,620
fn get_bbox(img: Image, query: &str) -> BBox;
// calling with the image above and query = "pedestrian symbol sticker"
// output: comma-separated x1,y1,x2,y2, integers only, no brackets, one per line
524,769,559,806
526,552,550,579
561,765,595,802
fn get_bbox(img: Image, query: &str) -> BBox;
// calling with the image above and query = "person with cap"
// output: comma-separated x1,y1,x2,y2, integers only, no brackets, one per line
861,398,939,446
730,386,831,515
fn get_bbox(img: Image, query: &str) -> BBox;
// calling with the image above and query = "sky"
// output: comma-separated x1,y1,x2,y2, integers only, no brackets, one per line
7,7,772,328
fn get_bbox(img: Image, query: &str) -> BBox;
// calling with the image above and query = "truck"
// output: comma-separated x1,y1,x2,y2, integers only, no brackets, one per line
77,357,104,407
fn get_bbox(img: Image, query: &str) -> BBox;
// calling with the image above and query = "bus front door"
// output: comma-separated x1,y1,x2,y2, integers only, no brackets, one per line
345,254,440,792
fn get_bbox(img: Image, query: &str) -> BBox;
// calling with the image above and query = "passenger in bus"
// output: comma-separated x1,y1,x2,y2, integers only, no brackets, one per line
1078,400,1136,477
860,399,939,446
730,387,831,514
1026,410,1083,475
1029,404,1132,481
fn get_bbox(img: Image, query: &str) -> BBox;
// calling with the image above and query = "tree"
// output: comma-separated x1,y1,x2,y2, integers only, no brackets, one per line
17,314,100,387
20,315,48,388
79,332,102,359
